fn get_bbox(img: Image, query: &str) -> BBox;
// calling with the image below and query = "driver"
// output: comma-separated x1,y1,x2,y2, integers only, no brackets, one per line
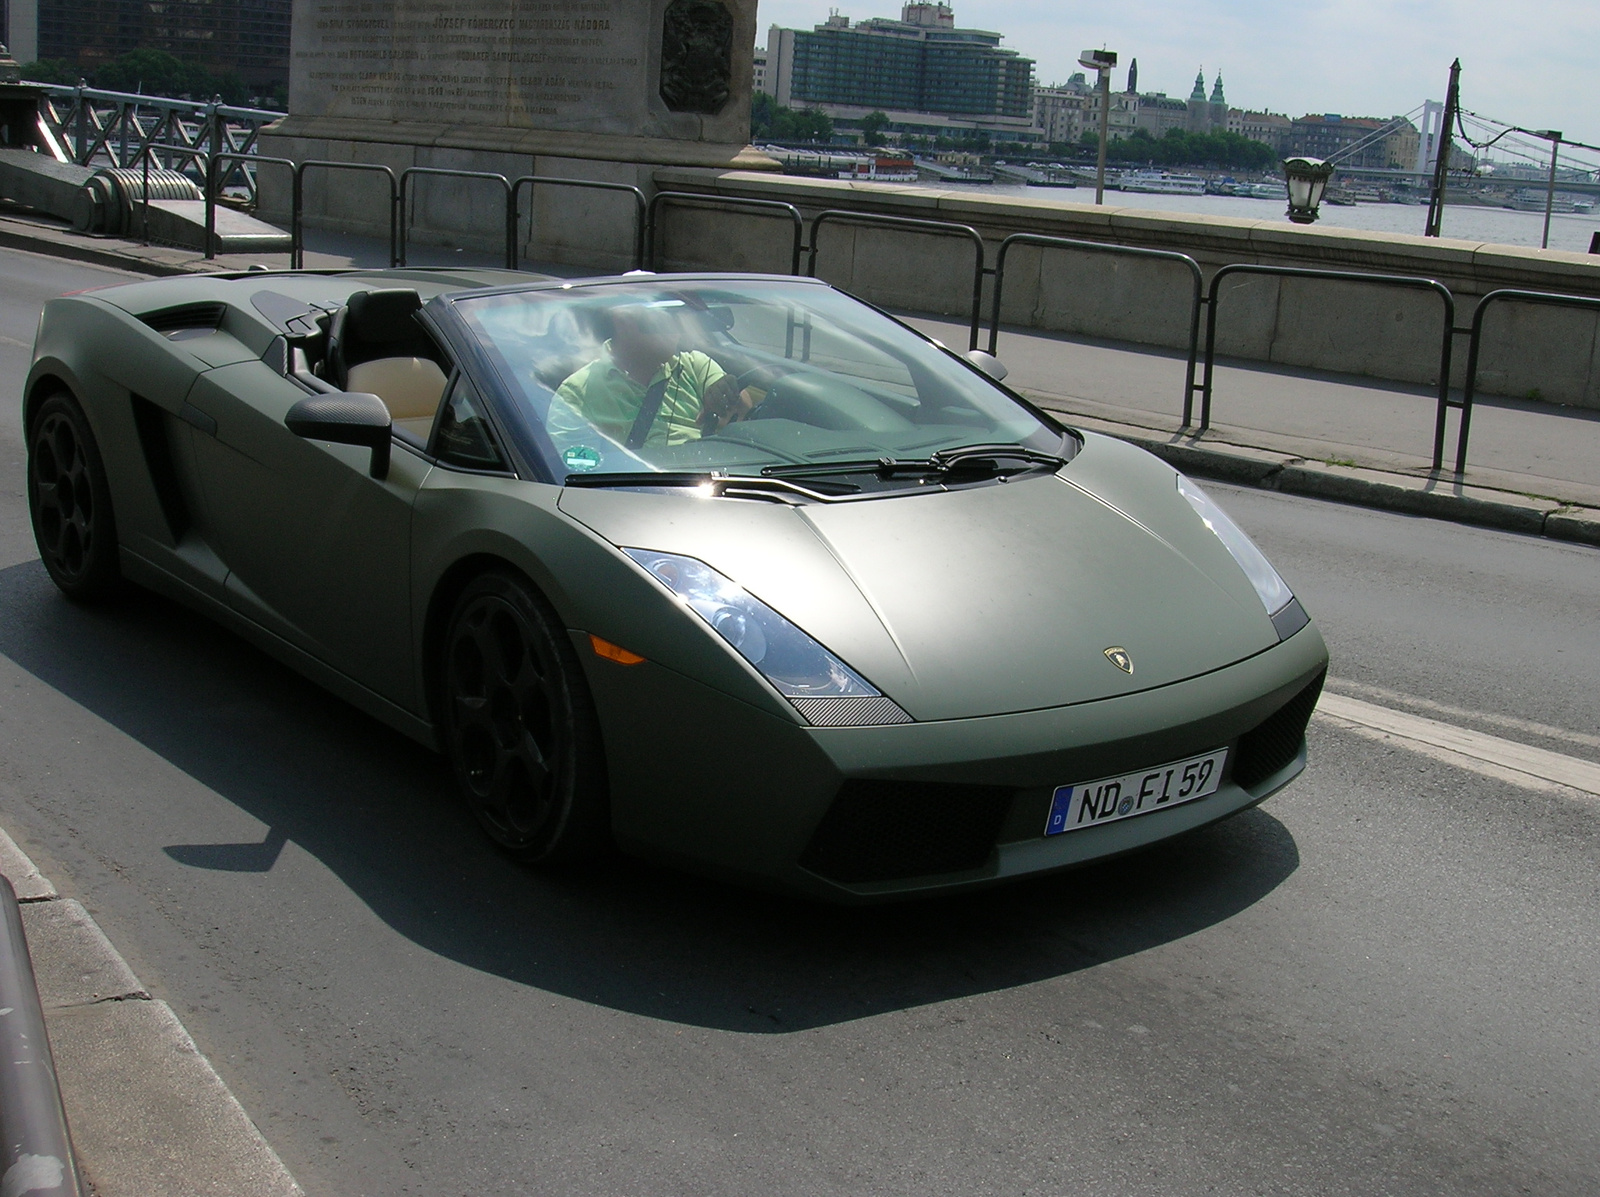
551,303,753,449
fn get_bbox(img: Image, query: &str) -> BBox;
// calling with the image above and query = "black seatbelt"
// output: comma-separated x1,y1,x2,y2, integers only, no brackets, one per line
625,366,677,449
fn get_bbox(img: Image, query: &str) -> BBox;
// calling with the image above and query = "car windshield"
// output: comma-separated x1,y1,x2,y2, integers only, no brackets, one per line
449,278,1064,484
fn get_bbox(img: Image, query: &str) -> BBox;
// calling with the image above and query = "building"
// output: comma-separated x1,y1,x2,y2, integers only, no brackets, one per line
761,4,1037,140
4,0,290,91
1288,113,1426,170
1239,110,1292,153
1186,69,1229,134
753,44,769,95
1134,93,1188,139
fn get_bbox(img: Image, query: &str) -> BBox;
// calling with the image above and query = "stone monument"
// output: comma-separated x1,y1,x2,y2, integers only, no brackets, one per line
260,0,772,268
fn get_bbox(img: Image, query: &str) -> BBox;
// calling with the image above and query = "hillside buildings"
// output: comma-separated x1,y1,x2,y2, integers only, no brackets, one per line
759,3,1038,140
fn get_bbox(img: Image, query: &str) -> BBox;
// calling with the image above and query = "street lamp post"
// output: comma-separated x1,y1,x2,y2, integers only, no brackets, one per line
1532,129,1563,250
1079,49,1117,205
1282,156,1334,224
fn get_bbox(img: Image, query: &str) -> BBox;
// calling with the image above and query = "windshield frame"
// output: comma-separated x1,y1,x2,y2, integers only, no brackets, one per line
432,273,1074,489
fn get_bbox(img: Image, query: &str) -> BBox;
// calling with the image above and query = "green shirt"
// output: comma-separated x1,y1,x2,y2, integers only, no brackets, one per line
551,346,726,449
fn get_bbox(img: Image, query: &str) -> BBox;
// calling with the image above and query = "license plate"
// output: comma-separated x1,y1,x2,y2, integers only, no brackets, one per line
1044,748,1228,836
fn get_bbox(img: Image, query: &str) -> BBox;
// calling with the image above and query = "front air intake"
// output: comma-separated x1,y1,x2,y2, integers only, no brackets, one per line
799,780,1015,884
1231,669,1326,790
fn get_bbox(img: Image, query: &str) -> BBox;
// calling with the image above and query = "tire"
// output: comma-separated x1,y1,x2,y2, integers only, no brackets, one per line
27,391,122,602
440,570,609,865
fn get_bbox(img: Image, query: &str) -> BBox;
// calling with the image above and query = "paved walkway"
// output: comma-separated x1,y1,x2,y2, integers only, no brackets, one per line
3,208,1596,543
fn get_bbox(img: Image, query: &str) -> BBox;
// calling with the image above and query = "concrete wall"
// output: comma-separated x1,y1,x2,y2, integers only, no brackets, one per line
649,169,1600,409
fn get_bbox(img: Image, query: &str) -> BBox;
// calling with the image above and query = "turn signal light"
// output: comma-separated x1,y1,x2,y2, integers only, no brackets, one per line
589,634,646,665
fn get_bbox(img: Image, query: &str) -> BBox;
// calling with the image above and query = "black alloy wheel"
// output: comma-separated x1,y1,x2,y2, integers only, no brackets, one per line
441,571,608,864
27,392,122,601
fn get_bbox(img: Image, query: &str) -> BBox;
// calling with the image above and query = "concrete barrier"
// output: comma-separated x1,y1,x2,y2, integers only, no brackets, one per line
650,168,1600,409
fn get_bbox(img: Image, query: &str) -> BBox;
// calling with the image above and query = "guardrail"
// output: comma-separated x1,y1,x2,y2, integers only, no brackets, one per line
399,167,513,269
205,152,296,260
512,176,647,272
808,210,987,350
988,234,1206,424
293,161,399,269
1201,264,1460,472
647,191,804,275
0,876,86,1197
177,157,1600,475
1460,289,1600,475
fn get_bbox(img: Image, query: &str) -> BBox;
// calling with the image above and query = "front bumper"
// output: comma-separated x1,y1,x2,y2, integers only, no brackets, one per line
581,621,1329,902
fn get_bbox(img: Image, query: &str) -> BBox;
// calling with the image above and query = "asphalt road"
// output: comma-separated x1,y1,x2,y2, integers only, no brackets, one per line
1,246,1597,1196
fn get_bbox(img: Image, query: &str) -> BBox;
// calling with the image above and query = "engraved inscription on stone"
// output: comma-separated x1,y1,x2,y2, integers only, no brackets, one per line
659,0,732,115
292,0,649,135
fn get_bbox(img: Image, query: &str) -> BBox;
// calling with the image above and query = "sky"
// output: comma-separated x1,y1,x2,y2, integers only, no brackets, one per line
755,1,1600,164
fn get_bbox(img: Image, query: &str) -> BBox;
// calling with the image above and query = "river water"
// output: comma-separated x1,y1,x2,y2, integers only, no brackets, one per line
961,182,1600,254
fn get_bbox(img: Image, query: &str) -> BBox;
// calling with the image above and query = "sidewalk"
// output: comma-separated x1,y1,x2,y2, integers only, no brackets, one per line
0,824,302,1197
4,207,1597,545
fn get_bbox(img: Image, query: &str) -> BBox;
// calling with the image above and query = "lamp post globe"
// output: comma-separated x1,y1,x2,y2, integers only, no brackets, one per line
1282,156,1334,225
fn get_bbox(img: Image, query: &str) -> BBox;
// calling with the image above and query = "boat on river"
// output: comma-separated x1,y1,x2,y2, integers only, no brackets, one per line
1120,171,1207,195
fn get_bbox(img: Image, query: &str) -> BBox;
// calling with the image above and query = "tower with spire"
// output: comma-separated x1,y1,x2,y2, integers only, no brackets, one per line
1187,67,1208,132
1210,72,1228,130
1126,58,1138,95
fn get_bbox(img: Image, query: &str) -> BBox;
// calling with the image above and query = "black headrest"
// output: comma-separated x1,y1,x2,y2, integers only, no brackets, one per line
344,289,423,343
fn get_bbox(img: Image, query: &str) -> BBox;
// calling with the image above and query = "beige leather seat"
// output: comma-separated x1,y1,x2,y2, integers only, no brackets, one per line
346,356,448,440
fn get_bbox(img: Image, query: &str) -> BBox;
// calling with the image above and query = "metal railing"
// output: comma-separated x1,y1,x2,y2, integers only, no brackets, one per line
512,176,647,272
808,210,987,350
647,191,804,275
206,152,295,260
987,234,1206,423
294,161,399,268
1460,289,1600,475
36,84,282,204
399,167,513,268
1201,264,1460,471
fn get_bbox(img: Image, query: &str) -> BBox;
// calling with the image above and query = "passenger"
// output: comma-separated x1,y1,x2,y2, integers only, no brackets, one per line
551,303,752,449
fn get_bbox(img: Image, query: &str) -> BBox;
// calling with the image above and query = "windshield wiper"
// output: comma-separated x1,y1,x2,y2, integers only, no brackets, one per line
760,443,1067,482
562,471,857,501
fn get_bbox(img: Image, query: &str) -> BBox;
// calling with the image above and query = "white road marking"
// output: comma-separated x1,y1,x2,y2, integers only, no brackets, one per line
1315,691,1600,800
1327,678,1600,753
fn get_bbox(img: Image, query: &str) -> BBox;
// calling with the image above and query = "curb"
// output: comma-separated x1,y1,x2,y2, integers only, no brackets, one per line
0,222,199,277
0,827,304,1197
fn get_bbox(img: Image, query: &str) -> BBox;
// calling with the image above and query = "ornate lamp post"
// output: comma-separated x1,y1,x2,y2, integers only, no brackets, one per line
1282,156,1334,224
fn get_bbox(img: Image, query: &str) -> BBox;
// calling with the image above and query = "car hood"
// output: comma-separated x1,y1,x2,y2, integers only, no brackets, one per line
557,434,1281,721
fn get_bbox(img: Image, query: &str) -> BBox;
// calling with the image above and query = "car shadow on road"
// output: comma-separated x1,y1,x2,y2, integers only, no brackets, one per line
0,560,1301,1033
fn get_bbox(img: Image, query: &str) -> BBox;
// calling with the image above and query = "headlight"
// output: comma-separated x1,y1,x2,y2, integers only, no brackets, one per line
1177,476,1300,628
623,549,879,698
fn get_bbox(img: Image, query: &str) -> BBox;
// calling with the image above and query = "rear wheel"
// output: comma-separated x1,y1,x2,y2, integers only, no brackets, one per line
27,391,122,601
440,571,608,864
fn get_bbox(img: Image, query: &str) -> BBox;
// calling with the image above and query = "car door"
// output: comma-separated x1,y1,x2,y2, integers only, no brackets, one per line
184,356,432,711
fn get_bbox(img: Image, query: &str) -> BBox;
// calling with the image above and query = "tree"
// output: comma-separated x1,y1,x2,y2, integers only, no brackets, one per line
751,92,835,143
860,111,890,147
19,59,80,85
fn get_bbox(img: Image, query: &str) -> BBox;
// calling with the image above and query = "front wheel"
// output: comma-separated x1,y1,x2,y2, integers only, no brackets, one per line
27,391,122,601
440,570,609,865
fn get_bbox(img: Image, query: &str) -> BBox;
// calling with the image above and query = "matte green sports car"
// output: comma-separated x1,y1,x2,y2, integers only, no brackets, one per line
24,266,1327,900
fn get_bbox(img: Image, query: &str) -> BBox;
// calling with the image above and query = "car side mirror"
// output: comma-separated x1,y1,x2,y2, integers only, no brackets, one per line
285,392,392,480
964,349,1008,382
